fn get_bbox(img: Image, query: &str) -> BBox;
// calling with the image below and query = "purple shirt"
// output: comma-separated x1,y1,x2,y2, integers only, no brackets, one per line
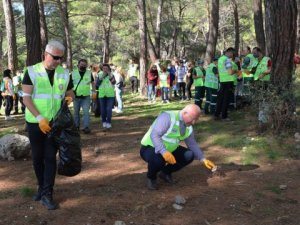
150,111,204,160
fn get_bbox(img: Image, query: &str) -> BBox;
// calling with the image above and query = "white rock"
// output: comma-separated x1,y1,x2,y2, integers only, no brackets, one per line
279,184,287,190
175,195,186,205
0,134,31,160
172,203,183,210
114,221,126,225
294,132,300,140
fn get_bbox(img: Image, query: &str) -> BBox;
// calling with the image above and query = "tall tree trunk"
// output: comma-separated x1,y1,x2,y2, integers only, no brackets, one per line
0,24,4,71
38,0,48,52
146,23,157,63
231,0,239,55
57,0,72,69
137,0,147,96
265,0,297,131
253,0,266,54
295,0,300,53
204,0,219,65
155,0,163,58
103,0,114,63
2,0,18,73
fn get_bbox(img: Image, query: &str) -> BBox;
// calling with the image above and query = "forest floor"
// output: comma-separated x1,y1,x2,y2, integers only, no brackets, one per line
0,93,300,225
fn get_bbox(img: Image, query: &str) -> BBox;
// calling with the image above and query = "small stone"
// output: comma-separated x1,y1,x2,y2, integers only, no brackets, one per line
29,206,33,210
94,147,101,154
294,132,300,140
172,203,183,210
120,154,125,158
279,184,287,190
175,195,186,205
114,221,126,225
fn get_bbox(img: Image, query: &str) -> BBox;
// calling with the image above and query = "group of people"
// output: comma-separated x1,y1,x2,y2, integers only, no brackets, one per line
1,39,272,211
146,45,271,121
0,69,25,120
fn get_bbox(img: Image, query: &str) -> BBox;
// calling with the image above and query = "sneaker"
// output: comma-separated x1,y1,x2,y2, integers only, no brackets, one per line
32,188,42,201
41,195,58,210
147,178,157,190
116,109,123,113
106,123,112,129
102,122,107,128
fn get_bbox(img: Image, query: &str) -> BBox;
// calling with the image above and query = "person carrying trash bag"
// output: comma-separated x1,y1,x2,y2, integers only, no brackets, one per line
22,40,75,210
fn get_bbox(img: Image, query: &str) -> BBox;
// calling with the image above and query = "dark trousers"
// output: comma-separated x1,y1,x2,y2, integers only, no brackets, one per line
186,80,193,99
178,82,186,100
215,81,234,119
204,87,218,114
140,145,194,180
130,76,138,93
5,96,13,116
27,122,57,196
194,86,205,109
14,93,25,113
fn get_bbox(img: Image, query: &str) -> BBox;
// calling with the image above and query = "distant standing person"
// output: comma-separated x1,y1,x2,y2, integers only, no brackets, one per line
127,59,139,94
97,64,116,129
71,59,96,134
12,70,25,114
193,59,206,109
1,69,14,120
22,40,75,210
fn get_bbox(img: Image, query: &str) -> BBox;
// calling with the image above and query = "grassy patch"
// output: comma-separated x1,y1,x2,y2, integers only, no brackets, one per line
20,187,34,198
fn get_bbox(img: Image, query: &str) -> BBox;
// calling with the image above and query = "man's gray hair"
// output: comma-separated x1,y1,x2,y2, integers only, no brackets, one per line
45,40,65,53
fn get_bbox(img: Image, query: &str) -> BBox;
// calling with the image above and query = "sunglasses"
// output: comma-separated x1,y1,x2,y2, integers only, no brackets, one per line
46,51,63,61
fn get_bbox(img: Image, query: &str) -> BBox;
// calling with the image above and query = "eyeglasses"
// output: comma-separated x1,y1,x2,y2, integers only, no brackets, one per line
46,51,63,61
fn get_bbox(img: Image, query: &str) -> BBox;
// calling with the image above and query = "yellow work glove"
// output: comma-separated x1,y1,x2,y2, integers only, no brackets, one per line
162,151,176,165
36,115,51,134
65,96,73,105
202,159,217,171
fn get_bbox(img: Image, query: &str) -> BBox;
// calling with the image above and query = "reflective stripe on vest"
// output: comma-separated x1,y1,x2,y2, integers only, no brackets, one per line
204,63,218,89
25,62,69,123
218,55,234,82
194,67,204,87
72,69,92,96
254,56,271,81
140,111,193,152
98,75,115,98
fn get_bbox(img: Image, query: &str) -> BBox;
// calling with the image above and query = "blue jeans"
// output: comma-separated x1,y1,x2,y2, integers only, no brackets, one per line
115,88,123,110
73,96,91,128
161,87,169,101
99,97,115,123
140,145,194,180
148,84,156,101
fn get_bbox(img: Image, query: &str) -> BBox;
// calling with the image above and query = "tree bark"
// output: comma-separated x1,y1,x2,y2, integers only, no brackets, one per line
295,0,300,53
57,0,72,69
0,23,4,71
231,0,239,55
264,0,297,131
204,0,219,65
253,0,266,54
38,0,48,52
2,0,18,72
103,0,114,63
155,0,163,58
137,0,147,96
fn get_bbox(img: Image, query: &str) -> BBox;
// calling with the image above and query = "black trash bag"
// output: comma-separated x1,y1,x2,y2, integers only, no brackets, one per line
48,101,82,176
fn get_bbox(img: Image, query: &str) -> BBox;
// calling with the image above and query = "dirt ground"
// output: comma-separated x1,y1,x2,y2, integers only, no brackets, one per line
0,112,300,225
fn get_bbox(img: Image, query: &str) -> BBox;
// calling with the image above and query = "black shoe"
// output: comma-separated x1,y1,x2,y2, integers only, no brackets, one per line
159,172,174,184
83,127,91,134
147,178,157,190
41,195,58,210
32,190,42,201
